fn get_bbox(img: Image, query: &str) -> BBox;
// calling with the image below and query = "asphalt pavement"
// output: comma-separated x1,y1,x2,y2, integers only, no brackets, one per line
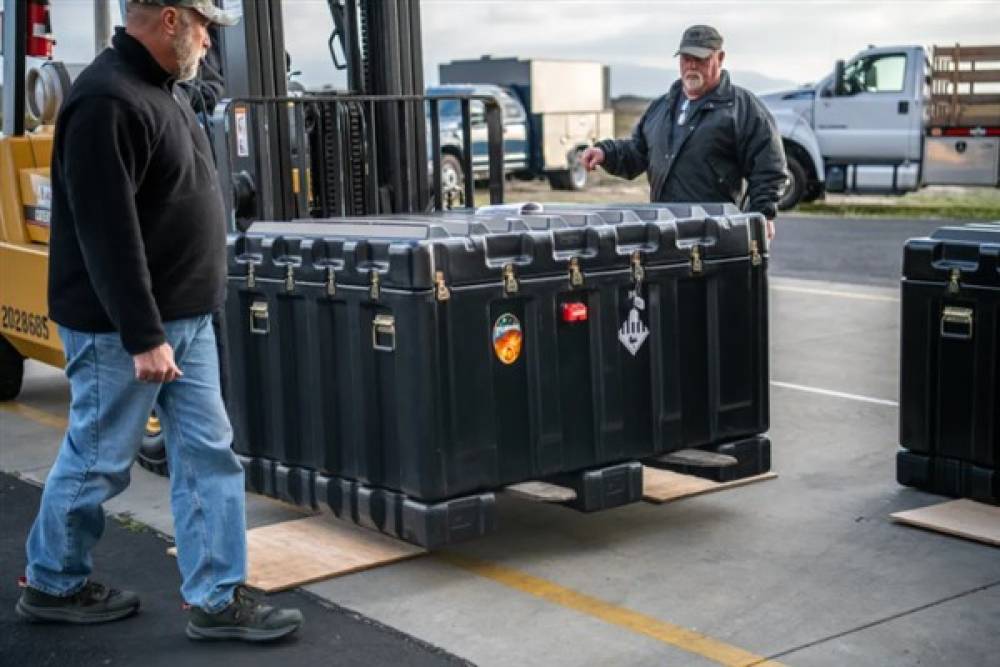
769,215,962,287
0,473,469,667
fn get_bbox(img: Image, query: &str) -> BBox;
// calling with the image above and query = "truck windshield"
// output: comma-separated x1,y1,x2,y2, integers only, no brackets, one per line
430,98,486,120
435,99,461,118
843,53,907,94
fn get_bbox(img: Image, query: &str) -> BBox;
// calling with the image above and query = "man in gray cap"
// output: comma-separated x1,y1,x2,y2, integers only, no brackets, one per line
17,0,303,642
582,25,786,239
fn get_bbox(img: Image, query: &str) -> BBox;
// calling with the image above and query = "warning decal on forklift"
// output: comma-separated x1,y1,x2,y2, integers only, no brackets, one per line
619,290,649,356
235,106,249,157
493,313,523,365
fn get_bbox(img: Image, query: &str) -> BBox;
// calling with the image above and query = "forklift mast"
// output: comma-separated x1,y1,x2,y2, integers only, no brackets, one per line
2,0,503,224
215,0,503,225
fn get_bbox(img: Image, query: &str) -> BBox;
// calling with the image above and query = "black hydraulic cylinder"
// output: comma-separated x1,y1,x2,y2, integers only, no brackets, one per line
2,0,27,136
485,101,503,205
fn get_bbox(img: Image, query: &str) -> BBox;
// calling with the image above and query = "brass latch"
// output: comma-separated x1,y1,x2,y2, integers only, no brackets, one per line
325,266,337,296
630,251,645,284
372,313,396,352
503,264,519,295
569,258,584,287
284,264,295,292
370,271,381,300
940,306,973,340
947,268,961,295
435,270,451,302
249,301,269,335
246,262,256,289
691,246,704,274
750,240,762,267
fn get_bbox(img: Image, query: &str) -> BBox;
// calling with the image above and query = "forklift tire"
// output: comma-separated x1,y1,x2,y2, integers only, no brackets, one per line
548,150,588,191
777,155,807,211
136,414,169,477
0,336,25,402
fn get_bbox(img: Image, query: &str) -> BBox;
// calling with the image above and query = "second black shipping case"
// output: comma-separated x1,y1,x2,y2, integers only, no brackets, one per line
899,223,1000,503
223,203,770,543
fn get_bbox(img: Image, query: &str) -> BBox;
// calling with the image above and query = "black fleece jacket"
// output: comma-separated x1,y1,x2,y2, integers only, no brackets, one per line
47,28,226,354
596,71,786,219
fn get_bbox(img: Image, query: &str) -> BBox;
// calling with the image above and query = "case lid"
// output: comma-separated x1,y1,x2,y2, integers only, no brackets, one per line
226,203,767,290
903,223,1000,287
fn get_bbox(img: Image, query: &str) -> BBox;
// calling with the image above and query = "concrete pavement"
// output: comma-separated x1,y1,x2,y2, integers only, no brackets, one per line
1,215,997,666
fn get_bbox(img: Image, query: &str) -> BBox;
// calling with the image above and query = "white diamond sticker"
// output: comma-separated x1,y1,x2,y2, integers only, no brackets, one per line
618,291,649,356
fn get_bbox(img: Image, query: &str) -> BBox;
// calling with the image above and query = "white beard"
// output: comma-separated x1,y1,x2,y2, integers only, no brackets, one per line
172,28,203,81
682,72,705,96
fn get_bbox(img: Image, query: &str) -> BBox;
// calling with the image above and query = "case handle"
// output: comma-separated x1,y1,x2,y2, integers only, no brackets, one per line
940,306,973,341
372,314,396,352
249,301,269,335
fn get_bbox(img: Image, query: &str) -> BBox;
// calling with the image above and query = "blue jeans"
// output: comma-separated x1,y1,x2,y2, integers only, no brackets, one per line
26,315,246,612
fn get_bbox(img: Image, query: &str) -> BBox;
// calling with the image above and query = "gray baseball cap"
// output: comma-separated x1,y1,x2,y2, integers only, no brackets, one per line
131,0,241,27
675,25,723,59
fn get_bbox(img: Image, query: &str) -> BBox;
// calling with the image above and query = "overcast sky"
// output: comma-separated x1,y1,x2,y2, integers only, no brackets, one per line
5,0,999,95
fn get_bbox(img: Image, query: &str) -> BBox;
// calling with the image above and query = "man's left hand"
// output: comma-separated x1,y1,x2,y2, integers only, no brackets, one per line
766,219,775,241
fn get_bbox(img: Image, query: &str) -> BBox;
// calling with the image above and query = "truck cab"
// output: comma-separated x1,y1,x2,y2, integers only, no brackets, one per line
763,44,1000,209
436,57,616,193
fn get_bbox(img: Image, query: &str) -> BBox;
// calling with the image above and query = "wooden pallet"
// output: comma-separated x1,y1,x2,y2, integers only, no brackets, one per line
891,499,1000,547
166,469,778,591
169,515,426,592
642,468,777,503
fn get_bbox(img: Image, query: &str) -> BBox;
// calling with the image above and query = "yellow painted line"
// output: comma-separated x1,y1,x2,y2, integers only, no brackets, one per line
0,402,67,431
438,552,783,667
771,283,898,303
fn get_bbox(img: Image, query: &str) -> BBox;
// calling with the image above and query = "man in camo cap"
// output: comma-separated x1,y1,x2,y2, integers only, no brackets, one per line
18,0,303,643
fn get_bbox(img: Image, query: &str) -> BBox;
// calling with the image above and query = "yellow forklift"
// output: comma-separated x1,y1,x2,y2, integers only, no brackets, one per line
0,0,66,394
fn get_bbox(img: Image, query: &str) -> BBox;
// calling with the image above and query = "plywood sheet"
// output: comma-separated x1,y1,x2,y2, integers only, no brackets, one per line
642,468,777,504
169,515,425,592
891,499,1000,547
505,481,577,502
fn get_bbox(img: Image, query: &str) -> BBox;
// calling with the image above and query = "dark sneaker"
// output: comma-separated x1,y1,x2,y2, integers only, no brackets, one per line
15,580,140,624
186,585,303,642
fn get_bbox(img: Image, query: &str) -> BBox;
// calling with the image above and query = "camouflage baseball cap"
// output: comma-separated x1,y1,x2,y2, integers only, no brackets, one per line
131,0,241,27
675,25,723,59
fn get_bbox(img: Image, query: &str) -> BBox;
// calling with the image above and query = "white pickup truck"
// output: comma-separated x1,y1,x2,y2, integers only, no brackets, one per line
762,44,1000,209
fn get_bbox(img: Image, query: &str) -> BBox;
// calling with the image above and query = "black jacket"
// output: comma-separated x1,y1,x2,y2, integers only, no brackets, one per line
48,28,227,354
597,71,786,219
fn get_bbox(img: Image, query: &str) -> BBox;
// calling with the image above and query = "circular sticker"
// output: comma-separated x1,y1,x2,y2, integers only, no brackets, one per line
492,313,523,365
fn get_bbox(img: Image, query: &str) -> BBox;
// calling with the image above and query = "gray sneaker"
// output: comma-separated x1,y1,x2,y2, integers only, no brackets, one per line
186,585,303,642
15,580,140,624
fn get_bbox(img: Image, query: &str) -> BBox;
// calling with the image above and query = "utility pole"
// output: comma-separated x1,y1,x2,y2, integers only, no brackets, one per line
94,0,112,55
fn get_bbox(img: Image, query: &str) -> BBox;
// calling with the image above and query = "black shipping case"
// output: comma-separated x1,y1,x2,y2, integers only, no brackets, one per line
223,203,769,513
899,223,1000,504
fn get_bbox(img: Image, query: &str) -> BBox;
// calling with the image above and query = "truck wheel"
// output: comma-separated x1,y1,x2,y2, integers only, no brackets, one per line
136,413,169,477
440,154,465,206
549,150,588,191
0,336,25,401
778,155,807,211
801,183,824,203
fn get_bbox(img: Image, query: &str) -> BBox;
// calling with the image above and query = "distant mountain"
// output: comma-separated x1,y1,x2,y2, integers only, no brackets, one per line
610,63,797,97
